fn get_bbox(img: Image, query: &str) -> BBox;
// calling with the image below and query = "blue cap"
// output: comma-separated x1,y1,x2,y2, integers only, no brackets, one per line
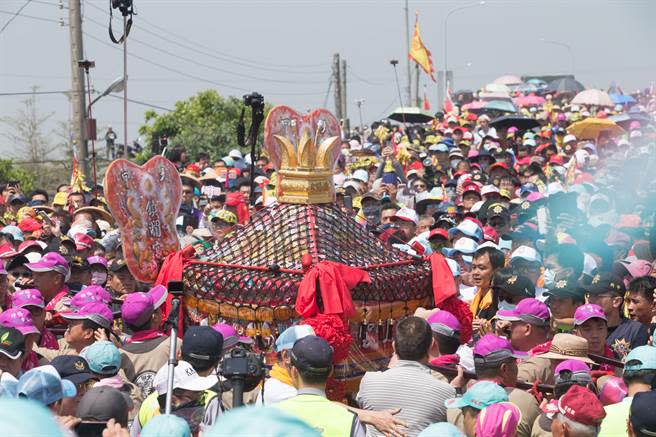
444,381,508,410
141,414,191,437
0,378,17,398
1,226,24,242
204,406,321,437
0,398,65,437
17,365,76,405
80,340,121,375
624,346,656,372
419,422,465,437
274,325,315,352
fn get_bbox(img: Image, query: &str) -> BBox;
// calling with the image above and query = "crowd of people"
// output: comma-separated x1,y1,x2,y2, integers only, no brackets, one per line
0,83,655,437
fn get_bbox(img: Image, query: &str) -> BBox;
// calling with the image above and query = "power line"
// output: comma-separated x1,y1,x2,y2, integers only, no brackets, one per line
0,0,34,33
0,89,173,111
83,0,329,73
82,14,327,85
83,31,325,96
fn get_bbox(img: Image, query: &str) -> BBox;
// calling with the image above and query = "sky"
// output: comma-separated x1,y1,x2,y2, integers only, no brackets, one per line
1,0,655,160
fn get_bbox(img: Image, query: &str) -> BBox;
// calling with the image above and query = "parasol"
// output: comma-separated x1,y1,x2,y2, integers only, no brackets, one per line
482,83,511,94
571,89,614,107
608,112,652,129
469,100,517,115
515,83,539,94
493,75,523,86
387,107,434,123
609,93,636,105
527,78,547,87
567,117,625,140
513,94,546,107
546,77,585,94
490,115,540,131
479,92,513,102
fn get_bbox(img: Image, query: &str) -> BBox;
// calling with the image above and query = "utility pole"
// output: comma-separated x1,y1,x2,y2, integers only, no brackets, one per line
404,0,411,107
68,0,88,178
332,53,343,121
340,59,349,133
414,64,420,107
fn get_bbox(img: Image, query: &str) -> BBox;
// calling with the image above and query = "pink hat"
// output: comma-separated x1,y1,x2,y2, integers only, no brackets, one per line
70,286,112,310
74,233,94,251
25,252,70,280
120,285,167,326
598,376,628,405
61,302,113,329
11,288,45,309
474,334,527,364
426,310,461,338
618,259,652,279
87,256,108,269
554,359,590,375
0,307,40,335
17,240,46,254
574,303,607,326
475,402,522,437
497,298,550,326
211,323,254,350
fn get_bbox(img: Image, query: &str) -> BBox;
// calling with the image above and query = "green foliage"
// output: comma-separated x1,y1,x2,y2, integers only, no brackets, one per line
138,90,271,161
0,160,35,193
134,150,153,165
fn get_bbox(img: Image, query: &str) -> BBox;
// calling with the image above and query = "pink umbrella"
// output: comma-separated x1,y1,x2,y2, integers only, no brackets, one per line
513,94,546,107
462,100,485,111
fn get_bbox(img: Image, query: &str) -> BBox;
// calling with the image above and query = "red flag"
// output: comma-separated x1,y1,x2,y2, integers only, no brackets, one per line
422,85,431,110
443,82,454,113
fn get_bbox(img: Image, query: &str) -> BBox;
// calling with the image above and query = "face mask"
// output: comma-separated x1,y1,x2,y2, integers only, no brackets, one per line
543,269,556,289
91,271,108,285
450,160,461,169
498,300,517,312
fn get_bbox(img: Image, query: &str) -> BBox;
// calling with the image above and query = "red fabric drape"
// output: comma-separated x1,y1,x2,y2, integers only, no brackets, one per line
429,253,473,344
156,244,196,337
295,261,370,319
225,192,249,224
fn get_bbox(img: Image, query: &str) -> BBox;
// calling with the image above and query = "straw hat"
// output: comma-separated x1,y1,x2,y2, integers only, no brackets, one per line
536,333,595,364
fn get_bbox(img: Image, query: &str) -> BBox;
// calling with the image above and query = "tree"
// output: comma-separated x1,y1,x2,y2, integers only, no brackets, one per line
0,88,61,162
0,160,35,193
138,90,270,161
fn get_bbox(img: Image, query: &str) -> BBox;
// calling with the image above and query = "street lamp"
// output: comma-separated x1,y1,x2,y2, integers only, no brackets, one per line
89,76,125,108
539,38,575,75
443,1,485,106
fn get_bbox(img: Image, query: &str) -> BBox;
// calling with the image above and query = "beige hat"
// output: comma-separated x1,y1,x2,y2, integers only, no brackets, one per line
536,333,595,364
413,307,439,320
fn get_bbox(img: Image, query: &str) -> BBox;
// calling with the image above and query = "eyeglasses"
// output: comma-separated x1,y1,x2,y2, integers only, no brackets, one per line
11,271,31,278
413,184,426,189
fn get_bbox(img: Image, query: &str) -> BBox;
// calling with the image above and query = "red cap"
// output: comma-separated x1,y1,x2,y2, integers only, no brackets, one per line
466,113,478,121
557,385,606,426
18,217,42,233
428,228,449,240
185,163,201,175
549,155,565,165
483,226,499,244
409,161,424,171
488,162,510,172
0,242,17,259
462,183,481,195
74,233,94,251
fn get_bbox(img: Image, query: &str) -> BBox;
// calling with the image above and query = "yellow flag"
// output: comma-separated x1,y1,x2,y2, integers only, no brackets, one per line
409,13,436,82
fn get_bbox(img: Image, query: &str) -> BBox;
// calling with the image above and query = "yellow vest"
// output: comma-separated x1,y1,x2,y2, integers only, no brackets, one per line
138,390,218,428
274,393,356,437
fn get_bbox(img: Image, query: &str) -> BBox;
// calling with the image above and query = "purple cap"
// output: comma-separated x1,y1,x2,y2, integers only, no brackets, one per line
212,323,254,350
554,359,590,375
87,256,108,269
121,285,167,326
61,302,113,329
0,308,40,335
497,298,550,326
25,252,70,280
426,310,461,338
70,286,112,310
574,304,607,326
11,288,45,309
474,334,527,364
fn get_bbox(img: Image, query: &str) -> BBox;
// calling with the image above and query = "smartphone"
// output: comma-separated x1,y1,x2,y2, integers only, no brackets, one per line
383,172,397,185
38,210,53,226
343,195,353,211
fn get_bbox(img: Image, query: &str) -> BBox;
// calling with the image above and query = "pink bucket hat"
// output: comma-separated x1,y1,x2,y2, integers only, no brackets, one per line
0,307,40,335
475,402,522,437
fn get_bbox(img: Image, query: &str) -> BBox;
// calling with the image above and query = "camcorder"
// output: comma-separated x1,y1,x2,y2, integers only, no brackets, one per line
219,346,265,408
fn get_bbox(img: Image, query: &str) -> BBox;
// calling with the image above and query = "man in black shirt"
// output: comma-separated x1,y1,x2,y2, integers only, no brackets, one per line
586,272,648,358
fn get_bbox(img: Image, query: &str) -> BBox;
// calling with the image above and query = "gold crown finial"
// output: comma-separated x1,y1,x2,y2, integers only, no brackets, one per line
264,105,342,204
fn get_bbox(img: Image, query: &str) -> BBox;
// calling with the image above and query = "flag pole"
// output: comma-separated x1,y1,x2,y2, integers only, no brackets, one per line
404,0,412,107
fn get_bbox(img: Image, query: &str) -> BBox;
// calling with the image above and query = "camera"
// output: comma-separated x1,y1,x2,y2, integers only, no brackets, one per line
219,346,265,407
243,92,264,110
111,0,133,14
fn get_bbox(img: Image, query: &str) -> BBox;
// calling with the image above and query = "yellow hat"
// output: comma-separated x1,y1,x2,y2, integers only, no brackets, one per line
53,192,68,206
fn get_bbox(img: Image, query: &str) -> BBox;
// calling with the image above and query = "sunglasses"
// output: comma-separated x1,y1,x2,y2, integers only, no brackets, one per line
11,271,32,278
